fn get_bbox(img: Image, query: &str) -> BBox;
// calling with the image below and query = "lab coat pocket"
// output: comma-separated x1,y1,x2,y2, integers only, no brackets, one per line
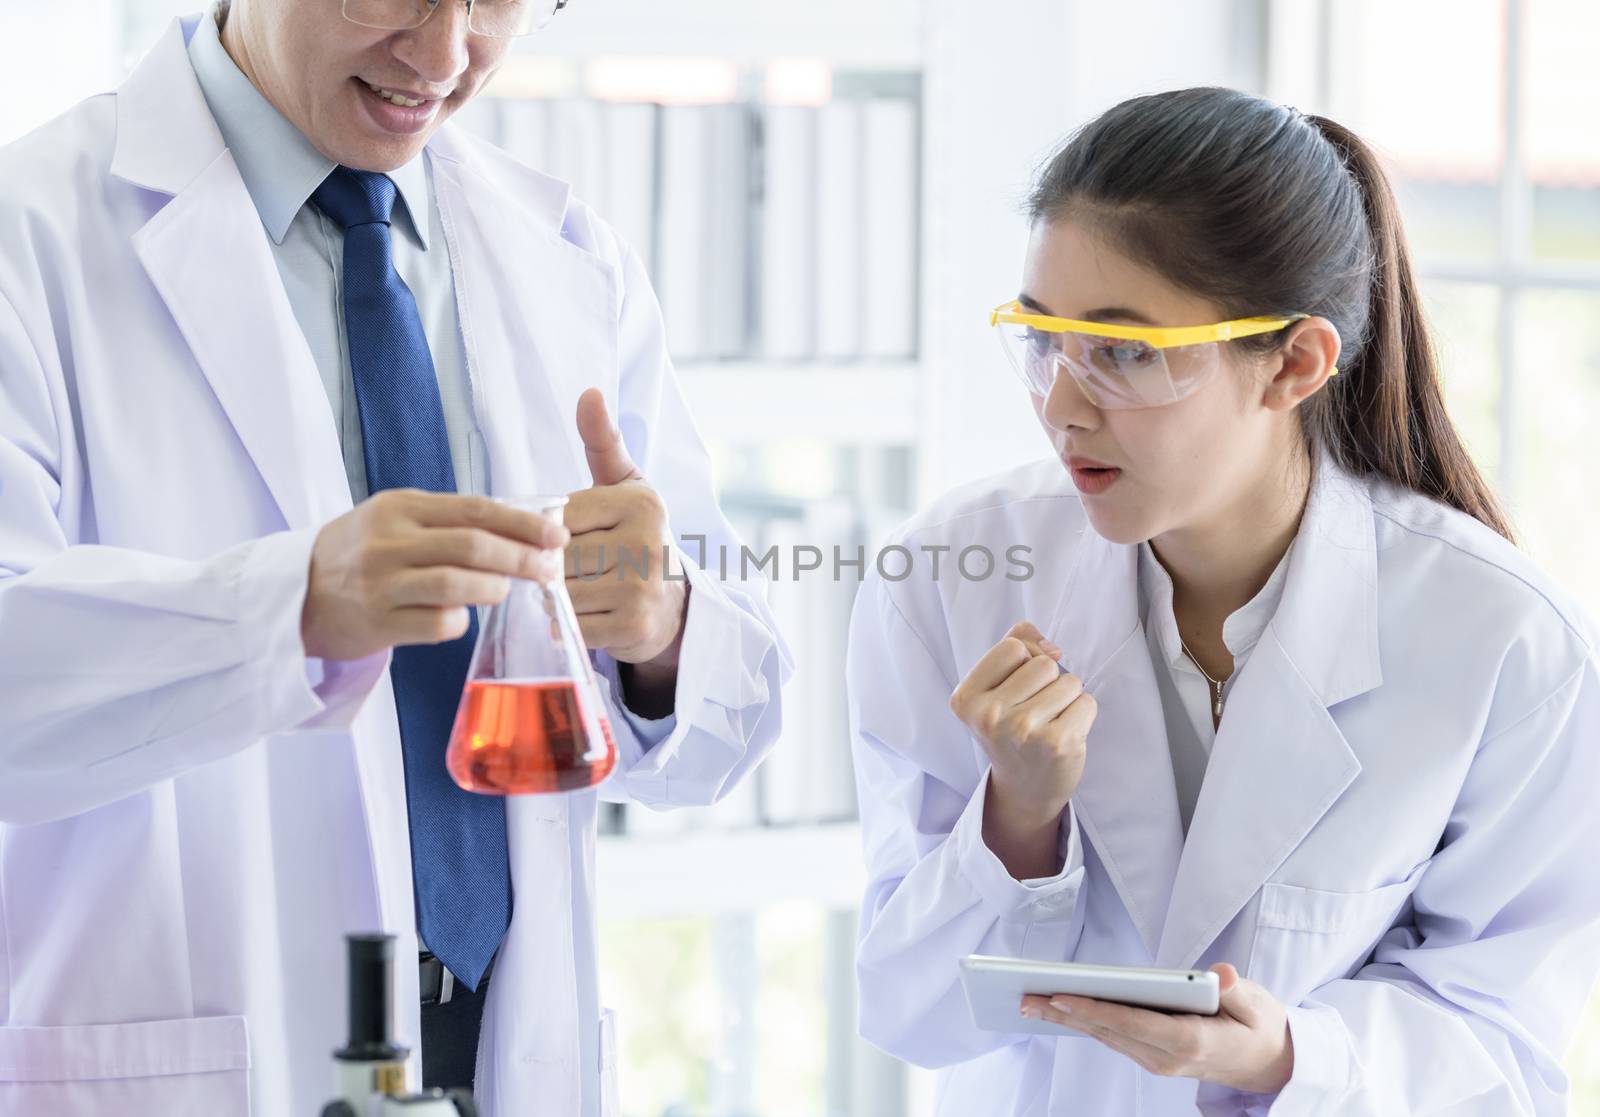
0,1014,251,1117
1247,858,1431,1005
599,1007,620,1117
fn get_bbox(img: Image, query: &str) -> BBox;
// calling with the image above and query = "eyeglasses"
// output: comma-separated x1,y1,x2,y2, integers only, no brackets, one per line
990,300,1335,410
342,0,569,38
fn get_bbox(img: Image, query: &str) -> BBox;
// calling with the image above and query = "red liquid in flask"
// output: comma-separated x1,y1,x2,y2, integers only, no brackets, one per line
446,677,617,795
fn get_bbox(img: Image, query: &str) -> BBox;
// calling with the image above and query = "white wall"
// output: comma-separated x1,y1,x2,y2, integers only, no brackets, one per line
0,0,123,145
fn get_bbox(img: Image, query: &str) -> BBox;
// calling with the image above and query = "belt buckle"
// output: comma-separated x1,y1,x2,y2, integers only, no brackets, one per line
419,951,456,1007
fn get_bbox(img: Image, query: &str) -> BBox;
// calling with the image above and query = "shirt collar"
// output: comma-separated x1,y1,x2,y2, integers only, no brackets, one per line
1137,538,1293,674
186,2,431,249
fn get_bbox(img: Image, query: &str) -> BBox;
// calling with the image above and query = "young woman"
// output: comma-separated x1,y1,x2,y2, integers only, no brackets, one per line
847,87,1600,1115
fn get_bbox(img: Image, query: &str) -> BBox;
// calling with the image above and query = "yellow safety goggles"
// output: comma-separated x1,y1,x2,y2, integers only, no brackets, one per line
990,300,1331,410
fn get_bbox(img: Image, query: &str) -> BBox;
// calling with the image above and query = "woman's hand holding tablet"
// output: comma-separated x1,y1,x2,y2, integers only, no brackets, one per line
961,955,1296,1094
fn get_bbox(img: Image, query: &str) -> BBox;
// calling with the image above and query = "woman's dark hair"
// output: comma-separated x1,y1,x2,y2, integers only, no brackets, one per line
1027,87,1514,542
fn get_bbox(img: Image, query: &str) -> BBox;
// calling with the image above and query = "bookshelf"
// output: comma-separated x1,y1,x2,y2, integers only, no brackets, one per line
515,0,924,68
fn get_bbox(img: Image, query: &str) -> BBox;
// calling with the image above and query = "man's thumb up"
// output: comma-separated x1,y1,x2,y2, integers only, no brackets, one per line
577,388,643,487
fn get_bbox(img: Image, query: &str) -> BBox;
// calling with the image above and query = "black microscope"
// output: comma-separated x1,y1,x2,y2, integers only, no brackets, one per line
319,934,478,1117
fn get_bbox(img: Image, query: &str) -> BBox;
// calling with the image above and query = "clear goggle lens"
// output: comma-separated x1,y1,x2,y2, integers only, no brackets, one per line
342,0,563,37
995,320,1224,410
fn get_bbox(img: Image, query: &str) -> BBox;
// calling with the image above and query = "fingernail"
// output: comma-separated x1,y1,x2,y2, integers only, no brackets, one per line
1048,998,1073,1014
1020,1005,1039,1020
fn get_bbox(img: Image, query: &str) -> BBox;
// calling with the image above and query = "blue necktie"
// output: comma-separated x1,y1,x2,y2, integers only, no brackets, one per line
312,167,509,991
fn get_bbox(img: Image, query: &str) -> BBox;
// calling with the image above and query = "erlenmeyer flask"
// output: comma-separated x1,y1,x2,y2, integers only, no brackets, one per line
445,495,617,795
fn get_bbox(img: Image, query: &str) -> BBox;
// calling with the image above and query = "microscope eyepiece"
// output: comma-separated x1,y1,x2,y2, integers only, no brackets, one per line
336,933,407,1064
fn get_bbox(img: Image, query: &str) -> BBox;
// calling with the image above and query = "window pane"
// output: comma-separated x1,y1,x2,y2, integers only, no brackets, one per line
1531,186,1600,261
600,904,861,1117
1571,977,1600,1116
1421,281,1503,485
1329,0,1503,263
1526,0,1600,262
1396,181,1500,261
1510,289,1600,621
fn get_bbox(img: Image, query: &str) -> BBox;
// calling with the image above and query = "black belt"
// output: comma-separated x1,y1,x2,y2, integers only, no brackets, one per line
420,951,494,1007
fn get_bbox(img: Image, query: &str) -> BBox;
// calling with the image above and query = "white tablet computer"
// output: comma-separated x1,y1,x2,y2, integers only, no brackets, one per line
960,954,1220,1036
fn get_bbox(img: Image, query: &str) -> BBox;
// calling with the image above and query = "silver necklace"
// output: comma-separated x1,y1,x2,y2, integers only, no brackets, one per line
1178,636,1230,720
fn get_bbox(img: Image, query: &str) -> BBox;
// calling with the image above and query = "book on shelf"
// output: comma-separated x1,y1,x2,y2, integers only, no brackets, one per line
814,98,864,361
602,101,660,276
861,97,920,360
657,103,713,360
759,104,818,360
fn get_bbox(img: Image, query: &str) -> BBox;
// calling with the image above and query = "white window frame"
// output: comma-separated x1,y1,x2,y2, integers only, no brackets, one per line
1269,0,1600,506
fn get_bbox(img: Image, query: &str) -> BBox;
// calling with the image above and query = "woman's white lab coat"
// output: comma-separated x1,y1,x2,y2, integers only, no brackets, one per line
848,451,1600,1115
0,16,787,1117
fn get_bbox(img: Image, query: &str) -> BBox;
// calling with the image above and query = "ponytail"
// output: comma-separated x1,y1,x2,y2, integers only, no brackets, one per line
1026,88,1516,542
1301,115,1515,541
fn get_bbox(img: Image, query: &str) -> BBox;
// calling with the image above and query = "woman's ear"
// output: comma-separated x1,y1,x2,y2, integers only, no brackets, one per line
1262,316,1341,413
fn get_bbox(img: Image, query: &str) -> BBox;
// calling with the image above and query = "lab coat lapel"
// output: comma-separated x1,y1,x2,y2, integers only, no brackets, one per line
1154,454,1381,969
117,16,349,533
1153,635,1361,969
113,21,406,963
425,129,619,501
1045,527,1185,960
